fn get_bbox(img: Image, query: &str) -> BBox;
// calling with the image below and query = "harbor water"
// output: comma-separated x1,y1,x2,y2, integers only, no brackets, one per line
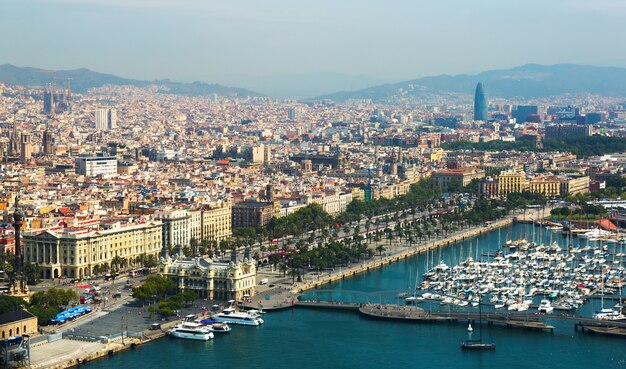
86,224,626,369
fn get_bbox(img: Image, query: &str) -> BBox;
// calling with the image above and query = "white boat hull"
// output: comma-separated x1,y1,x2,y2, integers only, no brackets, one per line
169,330,214,341
211,314,264,326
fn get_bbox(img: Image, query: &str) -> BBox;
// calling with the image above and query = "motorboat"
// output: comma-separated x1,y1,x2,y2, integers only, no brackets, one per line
579,229,613,239
593,308,626,321
538,299,554,313
168,321,214,341
211,308,264,326
461,340,496,350
209,323,232,333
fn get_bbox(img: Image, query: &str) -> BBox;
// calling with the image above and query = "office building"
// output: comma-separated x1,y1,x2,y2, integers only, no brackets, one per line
513,105,539,123
474,82,488,121
250,143,271,163
75,156,118,177
544,124,592,140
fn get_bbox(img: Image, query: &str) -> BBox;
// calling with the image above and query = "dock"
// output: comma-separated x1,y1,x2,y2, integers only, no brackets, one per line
357,304,555,333
295,300,360,311
294,300,626,337
577,325,626,337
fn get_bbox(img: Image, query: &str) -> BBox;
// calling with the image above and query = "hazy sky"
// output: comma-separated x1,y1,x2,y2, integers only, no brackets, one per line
3,0,626,90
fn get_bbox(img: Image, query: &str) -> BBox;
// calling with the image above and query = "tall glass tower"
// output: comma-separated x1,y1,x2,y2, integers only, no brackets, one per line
474,82,488,121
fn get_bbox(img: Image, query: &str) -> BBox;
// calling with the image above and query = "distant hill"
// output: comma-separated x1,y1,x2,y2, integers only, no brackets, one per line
315,64,626,101
239,72,386,98
0,64,262,97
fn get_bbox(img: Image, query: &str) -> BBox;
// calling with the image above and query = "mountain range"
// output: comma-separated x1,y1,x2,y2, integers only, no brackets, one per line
314,64,626,101
0,64,262,97
3,63,626,100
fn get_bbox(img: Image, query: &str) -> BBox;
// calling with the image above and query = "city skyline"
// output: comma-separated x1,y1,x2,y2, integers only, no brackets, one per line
3,0,626,96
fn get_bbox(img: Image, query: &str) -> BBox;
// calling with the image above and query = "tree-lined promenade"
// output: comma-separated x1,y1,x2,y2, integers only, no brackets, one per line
250,204,552,310
245,180,547,284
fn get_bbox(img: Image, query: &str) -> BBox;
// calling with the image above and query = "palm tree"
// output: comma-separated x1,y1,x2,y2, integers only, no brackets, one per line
376,244,386,256
385,228,393,245
279,263,288,277
190,237,198,256
111,255,124,272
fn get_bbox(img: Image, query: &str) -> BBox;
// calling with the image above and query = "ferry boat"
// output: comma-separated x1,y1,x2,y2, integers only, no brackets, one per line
168,321,214,341
211,308,264,326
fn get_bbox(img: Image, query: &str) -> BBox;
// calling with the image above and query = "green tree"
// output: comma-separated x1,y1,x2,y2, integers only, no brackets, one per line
0,295,26,315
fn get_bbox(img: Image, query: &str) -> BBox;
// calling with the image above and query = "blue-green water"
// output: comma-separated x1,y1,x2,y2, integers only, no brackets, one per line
86,224,626,369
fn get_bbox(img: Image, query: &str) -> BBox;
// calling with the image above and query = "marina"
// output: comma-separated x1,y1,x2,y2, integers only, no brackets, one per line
80,222,626,369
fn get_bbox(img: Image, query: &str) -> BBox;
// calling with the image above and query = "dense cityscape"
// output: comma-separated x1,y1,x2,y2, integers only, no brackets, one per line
2,0,626,367
0,75,624,366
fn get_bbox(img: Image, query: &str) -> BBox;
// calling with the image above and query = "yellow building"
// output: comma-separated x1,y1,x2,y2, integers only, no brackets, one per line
528,177,561,197
432,168,485,189
424,149,445,162
351,187,365,202
200,201,232,242
497,171,529,196
159,255,256,301
23,219,163,279
0,310,37,339
561,176,590,195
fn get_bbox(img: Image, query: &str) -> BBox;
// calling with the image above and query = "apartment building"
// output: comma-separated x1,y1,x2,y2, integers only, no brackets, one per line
497,170,529,196
156,209,191,250
232,201,274,228
200,201,232,242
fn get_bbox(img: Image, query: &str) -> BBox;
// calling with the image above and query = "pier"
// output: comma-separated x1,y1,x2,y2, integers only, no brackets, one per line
295,301,555,333
293,300,626,337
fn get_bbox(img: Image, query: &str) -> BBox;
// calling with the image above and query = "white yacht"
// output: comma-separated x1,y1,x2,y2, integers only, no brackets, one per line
593,308,626,321
209,323,232,333
168,321,214,341
538,299,554,313
579,229,613,239
211,308,264,326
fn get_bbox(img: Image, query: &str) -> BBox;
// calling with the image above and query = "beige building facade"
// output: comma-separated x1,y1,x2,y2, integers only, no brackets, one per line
23,220,162,279
0,311,37,339
200,202,232,242
159,256,256,301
